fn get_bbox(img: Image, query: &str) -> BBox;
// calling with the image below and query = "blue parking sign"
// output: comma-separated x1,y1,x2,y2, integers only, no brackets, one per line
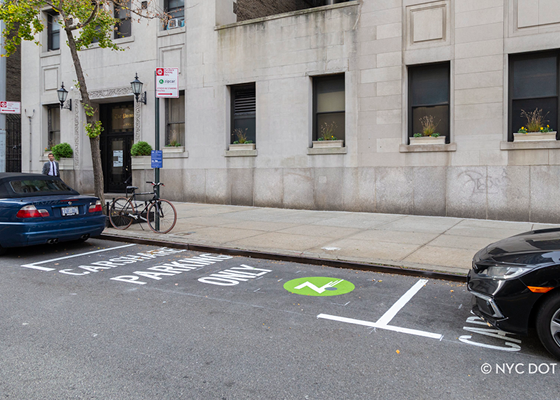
151,150,163,169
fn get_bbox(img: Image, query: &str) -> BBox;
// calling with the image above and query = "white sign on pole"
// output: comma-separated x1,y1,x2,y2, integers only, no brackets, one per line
0,101,21,114
155,68,179,98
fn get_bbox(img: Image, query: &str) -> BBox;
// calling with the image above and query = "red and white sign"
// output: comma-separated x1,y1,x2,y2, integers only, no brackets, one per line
0,101,21,114
155,68,179,98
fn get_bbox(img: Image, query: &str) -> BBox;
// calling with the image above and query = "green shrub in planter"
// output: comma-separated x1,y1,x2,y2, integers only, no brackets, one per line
131,141,153,156
51,143,73,161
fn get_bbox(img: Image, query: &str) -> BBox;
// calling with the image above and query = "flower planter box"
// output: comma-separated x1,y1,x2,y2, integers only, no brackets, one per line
58,157,74,170
312,140,344,149
229,143,256,151
163,146,185,153
409,136,446,145
131,155,152,170
513,131,557,142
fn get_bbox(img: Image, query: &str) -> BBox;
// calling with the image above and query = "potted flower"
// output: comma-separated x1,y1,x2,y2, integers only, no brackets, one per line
229,128,255,150
163,140,185,153
51,142,74,170
513,108,557,142
131,141,153,169
410,116,446,145
312,121,344,148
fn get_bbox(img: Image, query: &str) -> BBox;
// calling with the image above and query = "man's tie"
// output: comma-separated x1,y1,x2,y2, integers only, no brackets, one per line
51,161,56,176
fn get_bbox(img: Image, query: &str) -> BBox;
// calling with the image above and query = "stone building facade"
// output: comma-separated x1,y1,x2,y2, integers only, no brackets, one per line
20,0,560,223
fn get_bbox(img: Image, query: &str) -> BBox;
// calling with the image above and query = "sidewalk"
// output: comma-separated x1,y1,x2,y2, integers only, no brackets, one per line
101,202,560,277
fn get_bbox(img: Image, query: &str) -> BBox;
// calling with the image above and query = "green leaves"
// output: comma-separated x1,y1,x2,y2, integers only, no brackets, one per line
85,120,104,139
0,0,122,56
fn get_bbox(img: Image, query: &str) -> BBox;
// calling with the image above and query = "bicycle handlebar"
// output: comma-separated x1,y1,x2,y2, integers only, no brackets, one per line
146,181,164,186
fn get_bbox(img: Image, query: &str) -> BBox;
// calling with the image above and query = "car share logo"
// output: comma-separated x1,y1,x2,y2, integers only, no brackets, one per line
156,68,164,76
284,277,355,297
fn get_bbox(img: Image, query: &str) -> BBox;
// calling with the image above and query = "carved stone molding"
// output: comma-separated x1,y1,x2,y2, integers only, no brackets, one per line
73,94,80,166
89,87,133,99
135,100,141,142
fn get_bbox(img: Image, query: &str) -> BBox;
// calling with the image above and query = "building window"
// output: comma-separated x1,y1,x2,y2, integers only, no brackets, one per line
408,62,450,143
313,74,345,142
114,0,131,38
165,0,185,29
166,91,185,146
48,106,60,150
47,12,60,51
231,83,256,144
509,51,559,141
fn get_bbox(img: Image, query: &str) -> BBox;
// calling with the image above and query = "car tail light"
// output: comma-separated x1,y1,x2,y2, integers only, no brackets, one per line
89,200,103,213
16,205,43,218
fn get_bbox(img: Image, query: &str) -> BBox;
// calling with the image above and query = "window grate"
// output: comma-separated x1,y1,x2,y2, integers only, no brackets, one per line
234,89,256,115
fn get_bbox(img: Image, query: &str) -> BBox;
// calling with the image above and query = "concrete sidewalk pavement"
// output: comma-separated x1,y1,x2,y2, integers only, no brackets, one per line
101,202,560,277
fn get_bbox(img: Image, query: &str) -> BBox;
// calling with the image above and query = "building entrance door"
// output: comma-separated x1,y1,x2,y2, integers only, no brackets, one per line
100,102,134,193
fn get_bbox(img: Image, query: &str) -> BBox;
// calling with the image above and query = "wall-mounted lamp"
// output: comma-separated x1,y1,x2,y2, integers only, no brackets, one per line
57,82,72,111
131,73,147,105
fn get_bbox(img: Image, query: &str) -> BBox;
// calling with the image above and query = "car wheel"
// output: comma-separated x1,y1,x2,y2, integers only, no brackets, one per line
536,293,560,360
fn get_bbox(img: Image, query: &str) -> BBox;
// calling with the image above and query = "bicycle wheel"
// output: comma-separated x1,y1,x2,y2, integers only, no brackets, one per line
147,199,177,233
109,197,135,230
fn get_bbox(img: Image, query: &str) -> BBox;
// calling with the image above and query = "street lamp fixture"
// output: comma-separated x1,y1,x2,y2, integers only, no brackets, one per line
131,73,147,105
57,82,72,111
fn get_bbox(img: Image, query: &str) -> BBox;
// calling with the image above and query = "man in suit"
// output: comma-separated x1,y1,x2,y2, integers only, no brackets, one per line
42,153,60,177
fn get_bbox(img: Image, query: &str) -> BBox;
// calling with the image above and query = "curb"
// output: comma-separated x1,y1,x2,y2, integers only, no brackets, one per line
99,233,467,283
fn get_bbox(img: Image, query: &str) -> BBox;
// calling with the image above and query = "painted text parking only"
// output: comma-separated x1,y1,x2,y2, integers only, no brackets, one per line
111,253,234,285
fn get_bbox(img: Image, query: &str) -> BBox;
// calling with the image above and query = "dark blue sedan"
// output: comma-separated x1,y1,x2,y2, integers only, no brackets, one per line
0,173,106,254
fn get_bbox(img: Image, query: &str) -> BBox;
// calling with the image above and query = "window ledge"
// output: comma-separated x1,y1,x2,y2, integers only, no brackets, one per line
500,141,560,150
85,35,135,51
114,35,135,45
399,143,457,153
157,26,186,37
163,146,185,153
224,149,258,157
163,148,189,159
40,49,61,58
307,147,348,155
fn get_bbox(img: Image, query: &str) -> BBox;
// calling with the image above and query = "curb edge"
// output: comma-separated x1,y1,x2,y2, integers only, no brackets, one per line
99,233,467,283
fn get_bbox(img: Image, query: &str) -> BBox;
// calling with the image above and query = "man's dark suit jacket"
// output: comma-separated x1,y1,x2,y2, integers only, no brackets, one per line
42,160,60,177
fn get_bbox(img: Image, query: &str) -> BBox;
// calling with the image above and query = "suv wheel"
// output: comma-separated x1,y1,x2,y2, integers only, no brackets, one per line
536,293,560,360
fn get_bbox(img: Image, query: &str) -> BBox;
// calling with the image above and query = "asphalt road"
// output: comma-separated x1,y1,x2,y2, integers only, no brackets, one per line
0,239,558,399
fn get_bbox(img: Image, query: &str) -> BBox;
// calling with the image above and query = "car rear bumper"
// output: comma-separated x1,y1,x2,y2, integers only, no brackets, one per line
0,215,106,247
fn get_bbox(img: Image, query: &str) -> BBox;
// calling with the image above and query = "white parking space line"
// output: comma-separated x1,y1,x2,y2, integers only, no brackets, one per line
317,279,443,340
317,314,443,340
20,244,137,272
376,279,428,326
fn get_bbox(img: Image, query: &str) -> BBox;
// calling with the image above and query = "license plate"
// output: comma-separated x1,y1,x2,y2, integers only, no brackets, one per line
62,206,79,216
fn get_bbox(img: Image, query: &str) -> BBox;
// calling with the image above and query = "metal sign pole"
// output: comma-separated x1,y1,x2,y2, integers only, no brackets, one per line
154,75,160,232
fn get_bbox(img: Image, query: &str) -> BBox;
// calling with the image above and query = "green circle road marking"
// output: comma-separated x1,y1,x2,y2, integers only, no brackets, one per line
284,277,355,297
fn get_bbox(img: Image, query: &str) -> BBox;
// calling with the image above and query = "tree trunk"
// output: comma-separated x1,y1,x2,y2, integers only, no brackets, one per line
64,27,105,205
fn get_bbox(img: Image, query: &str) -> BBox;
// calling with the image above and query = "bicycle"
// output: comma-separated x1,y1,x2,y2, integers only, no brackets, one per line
108,181,177,234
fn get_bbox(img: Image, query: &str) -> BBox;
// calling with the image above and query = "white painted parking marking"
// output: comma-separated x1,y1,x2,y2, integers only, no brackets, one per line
376,279,428,326
317,279,443,340
20,244,137,271
317,314,443,340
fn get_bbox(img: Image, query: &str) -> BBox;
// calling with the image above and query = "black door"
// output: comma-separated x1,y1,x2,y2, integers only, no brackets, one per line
100,103,134,192
6,114,21,172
